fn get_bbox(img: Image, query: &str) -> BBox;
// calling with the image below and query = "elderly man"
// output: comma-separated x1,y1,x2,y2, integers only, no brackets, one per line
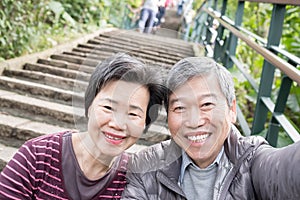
122,57,300,199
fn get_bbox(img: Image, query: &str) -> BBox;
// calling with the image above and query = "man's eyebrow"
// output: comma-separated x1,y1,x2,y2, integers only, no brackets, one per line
169,94,218,105
169,98,180,106
201,93,217,100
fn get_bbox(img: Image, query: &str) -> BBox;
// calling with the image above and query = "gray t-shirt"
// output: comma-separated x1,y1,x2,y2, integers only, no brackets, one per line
182,162,218,200
179,149,223,200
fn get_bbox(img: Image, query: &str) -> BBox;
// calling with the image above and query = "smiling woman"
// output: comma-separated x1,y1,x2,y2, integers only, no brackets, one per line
0,53,166,199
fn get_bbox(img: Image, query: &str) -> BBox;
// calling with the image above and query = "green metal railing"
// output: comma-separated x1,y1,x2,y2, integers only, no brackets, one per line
185,0,300,147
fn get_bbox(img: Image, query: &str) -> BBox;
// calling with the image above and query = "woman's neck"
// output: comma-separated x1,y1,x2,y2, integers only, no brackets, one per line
72,132,115,180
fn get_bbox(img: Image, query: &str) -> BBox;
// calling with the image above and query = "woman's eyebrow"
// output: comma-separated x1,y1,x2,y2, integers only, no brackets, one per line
129,105,145,113
100,98,145,113
98,98,117,104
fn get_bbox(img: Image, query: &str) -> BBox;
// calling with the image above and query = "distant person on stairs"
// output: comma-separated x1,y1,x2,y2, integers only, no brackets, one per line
0,53,165,199
153,0,169,32
138,0,160,33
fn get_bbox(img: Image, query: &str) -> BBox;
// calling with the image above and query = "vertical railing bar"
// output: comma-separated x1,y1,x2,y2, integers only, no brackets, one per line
251,4,286,138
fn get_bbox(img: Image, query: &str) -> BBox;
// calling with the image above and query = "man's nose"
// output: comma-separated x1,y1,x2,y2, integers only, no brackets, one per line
185,107,206,128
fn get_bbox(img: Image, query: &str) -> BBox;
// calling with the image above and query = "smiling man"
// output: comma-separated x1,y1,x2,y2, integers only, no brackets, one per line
122,57,300,200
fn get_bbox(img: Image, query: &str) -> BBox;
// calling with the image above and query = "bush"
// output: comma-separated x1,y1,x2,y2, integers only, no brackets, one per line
0,0,140,60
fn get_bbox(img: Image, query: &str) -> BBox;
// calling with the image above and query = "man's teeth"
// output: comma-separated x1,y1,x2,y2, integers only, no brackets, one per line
187,134,209,142
105,134,122,140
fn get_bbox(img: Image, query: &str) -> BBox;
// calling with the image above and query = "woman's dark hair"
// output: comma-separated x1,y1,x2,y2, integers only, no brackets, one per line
85,53,166,127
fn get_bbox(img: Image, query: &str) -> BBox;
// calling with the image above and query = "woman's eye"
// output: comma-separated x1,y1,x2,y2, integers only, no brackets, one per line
103,105,113,111
129,112,139,117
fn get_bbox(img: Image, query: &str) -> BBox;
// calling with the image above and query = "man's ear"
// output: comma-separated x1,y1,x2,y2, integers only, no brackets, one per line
230,98,237,123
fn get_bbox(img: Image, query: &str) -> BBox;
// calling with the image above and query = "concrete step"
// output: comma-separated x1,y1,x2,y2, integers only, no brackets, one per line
76,43,174,67
50,53,100,67
90,37,183,61
0,112,69,171
94,35,192,58
37,58,95,74
83,40,178,66
94,36,187,61
0,112,67,142
0,141,18,171
3,68,87,91
0,89,85,128
0,75,83,105
24,62,91,82
100,30,194,55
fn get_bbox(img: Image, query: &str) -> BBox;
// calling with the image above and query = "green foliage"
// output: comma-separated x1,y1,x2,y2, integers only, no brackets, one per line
0,0,140,60
237,3,300,129
256,129,293,148
0,0,39,59
282,6,300,57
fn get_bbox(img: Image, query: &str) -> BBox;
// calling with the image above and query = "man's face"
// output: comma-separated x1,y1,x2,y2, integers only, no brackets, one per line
167,73,236,168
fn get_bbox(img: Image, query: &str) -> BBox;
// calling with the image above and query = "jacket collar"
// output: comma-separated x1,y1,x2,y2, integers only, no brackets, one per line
157,139,186,197
224,124,266,165
159,139,182,180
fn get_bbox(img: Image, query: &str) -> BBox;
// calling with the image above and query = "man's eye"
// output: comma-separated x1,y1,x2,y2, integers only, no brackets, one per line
202,102,214,110
173,106,185,112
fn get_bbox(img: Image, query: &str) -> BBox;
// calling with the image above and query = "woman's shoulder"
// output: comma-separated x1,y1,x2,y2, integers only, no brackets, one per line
21,130,74,158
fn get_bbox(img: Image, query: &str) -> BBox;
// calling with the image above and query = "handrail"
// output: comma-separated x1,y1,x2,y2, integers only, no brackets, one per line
204,8,300,85
242,0,300,6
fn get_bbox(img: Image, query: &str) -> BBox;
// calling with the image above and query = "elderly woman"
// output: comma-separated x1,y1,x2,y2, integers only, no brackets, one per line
0,53,165,199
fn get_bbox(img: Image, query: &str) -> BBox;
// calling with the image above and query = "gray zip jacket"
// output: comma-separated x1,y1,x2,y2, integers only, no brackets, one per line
122,125,300,200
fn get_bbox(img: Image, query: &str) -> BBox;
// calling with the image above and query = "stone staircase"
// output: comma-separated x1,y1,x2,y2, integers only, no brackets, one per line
0,28,196,170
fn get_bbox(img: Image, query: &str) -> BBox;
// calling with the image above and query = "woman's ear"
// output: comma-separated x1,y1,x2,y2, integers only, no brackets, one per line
87,105,92,118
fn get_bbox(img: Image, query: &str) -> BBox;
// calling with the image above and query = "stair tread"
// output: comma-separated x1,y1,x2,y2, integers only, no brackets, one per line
0,112,68,136
4,68,88,91
0,141,18,165
0,89,84,116
0,75,84,97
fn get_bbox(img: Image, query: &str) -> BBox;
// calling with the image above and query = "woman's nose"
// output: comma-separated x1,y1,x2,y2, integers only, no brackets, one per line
108,113,127,130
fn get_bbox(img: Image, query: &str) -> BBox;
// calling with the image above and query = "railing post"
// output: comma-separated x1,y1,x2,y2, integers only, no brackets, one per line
213,0,227,61
266,59,296,146
251,4,286,139
223,1,244,68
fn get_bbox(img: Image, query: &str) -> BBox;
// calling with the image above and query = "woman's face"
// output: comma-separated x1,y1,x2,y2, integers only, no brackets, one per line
87,80,149,157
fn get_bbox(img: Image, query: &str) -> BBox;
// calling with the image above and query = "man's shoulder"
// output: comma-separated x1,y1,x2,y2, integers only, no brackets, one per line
129,140,174,173
230,125,268,148
134,139,172,161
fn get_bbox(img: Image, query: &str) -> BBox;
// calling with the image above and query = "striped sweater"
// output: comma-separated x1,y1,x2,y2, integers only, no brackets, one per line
0,132,129,199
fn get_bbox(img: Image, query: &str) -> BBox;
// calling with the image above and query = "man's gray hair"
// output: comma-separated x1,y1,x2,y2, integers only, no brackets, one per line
166,57,235,108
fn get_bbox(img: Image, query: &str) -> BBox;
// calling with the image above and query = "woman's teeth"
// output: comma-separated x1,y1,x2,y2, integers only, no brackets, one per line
105,133,123,140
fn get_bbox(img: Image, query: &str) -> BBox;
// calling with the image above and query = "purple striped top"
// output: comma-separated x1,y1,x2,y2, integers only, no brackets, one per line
0,132,129,199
